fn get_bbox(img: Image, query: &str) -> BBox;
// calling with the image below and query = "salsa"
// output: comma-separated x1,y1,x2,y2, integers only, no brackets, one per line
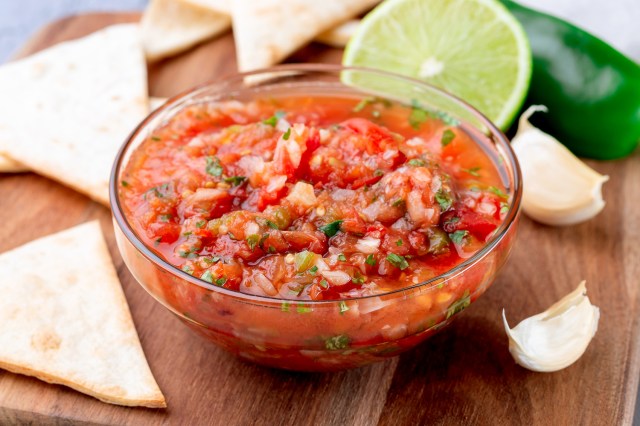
120,95,509,301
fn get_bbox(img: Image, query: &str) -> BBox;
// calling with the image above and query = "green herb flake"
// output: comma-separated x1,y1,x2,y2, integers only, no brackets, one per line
195,220,206,228
500,201,509,215
296,304,312,314
449,230,469,245
441,129,456,147
408,158,426,167
353,97,373,112
158,214,172,223
386,253,409,270
215,277,227,286
338,253,347,262
409,101,429,130
392,198,405,208
181,265,194,275
121,180,130,187
200,270,214,283
265,220,279,230
223,175,246,186
319,279,329,289
488,186,509,200
178,248,197,259
319,220,343,237
262,111,285,126
435,189,453,211
365,254,376,266
395,239,403,247
325,334,350,350
246,234,260,251
151,135,161,141
309,265,318,275
182,231,192,237
446,290,471,319
339,301,349,315
281,301,290,312
373,169,384,177
205,156,223,177
268,246,276,254
462,166,481,177
282,128,292,140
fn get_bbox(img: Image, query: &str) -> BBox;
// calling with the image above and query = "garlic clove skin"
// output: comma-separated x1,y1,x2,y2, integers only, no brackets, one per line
511,106,609,226
503,281,600,372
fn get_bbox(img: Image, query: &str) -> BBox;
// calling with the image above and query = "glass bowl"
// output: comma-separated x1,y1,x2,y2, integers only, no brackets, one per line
110,65,522,372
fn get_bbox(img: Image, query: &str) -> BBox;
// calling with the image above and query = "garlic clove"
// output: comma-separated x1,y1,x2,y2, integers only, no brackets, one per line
511,106,609,226
503,281,600,372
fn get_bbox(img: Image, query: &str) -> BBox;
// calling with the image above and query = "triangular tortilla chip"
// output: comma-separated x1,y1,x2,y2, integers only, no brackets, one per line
179,0,230,14
232,0,379,72
0,221,166,408
0,154,26,173
0,24,148,206
141,0,230,62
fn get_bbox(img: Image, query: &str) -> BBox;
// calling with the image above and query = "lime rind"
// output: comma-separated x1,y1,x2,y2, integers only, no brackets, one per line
343,0,532,130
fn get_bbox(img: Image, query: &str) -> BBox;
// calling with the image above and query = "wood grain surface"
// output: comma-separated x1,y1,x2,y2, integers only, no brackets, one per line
0,13,638,426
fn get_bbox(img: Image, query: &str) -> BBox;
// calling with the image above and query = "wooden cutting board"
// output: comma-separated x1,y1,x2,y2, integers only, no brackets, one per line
0,13,638,426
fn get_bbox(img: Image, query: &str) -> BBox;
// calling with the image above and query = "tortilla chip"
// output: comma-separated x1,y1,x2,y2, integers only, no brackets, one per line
315,20,361,48
0,221,166,408
0,154,26,173
141,0,230,62
0,24,148,206
232,0,379,72
179,0,230,14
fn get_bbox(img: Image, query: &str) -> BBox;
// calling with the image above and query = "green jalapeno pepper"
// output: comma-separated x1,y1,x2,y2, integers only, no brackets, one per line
503,0,640,159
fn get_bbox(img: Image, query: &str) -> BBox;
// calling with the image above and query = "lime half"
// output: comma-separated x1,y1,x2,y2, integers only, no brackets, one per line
343,0,531,130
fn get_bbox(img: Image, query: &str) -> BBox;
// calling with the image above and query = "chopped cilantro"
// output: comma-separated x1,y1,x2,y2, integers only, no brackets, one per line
281,301,290,312
435,189,453,211
449,230,469,245
408,158,426,167
246,234,260,250
392,198,405,208
200,270,213,283
339,301,349,314
373,169,384,177
320,220,342,237
205,156,223,177
386,253,409,270
265,220,279,230
351,273,365,284
195,220,206,228
158,214,172,223
441,129,456,147
319,279,329,289
296,304,312,314
268,246,276,254
462,166,481,177
309,265,318,275
223,175,246,186
151,135,161,141
353,97,373,112
325,334,350,350
262,111,284,126
282,128,292,140
203,256,220,264
338,253,347,262
178,248,197,259
395,239,403,247
500,201,509,214
409,100,429,130
182,231,192,237
181,265,194,275
215,277,227,286
488,186,509,200
446,290,471,319
365,254,376,266
121,180,130,187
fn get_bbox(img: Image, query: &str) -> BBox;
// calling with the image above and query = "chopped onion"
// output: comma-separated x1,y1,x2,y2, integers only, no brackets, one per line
355,237,380,254
244,221,260,236
266,175,287,192
253,272,278,296
276,119,290,132
331,188,356,201
382,149,398,160
285,182,317,209
320,269,351,286
406,137,426,147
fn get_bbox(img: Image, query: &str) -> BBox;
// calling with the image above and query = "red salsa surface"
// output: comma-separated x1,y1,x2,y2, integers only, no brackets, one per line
120,96,509,301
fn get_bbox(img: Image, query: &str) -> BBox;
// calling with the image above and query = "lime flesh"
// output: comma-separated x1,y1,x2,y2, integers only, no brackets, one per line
343,0,532,130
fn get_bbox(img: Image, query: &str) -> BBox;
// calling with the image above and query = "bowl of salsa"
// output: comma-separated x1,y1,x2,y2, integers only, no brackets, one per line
110,65,522,371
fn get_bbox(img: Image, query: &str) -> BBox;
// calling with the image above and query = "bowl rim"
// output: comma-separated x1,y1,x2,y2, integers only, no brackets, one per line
109,63,522,306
